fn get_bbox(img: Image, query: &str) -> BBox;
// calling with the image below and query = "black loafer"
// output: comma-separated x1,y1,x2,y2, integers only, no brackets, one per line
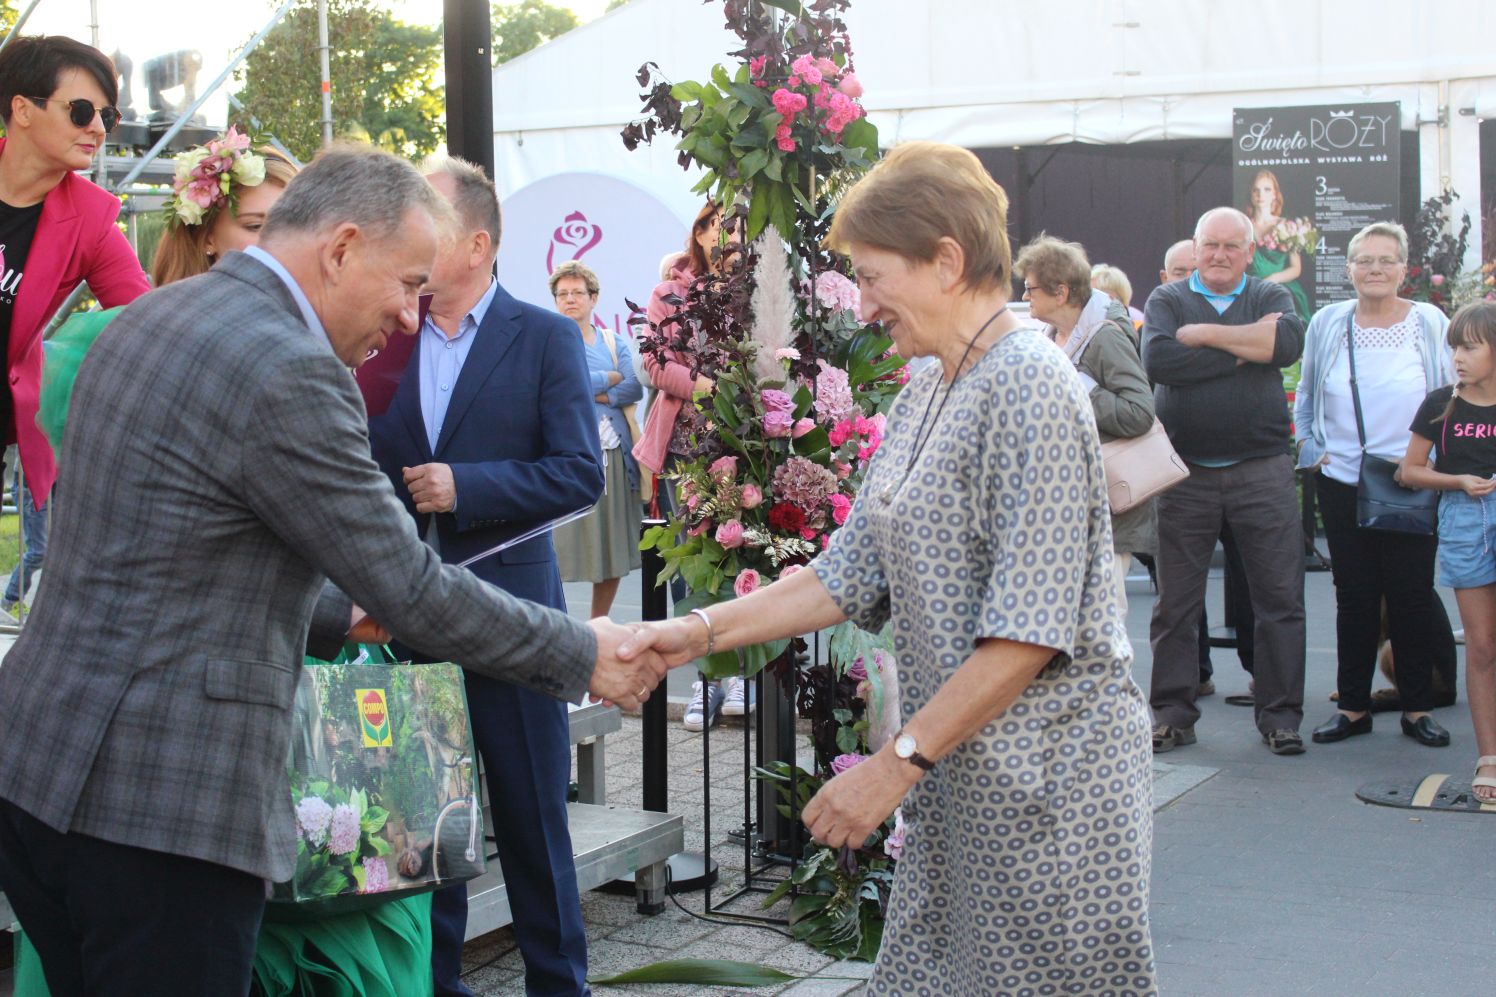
1401,715,1451,747
1312,713,1372,743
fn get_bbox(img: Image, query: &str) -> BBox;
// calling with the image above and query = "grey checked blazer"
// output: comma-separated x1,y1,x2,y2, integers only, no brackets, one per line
0,253,596,882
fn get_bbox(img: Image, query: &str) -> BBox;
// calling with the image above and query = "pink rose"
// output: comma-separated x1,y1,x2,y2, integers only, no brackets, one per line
790,55,822,85
741,483,763,509
815,57,838,77
828,492,852,525
761,388,795,413
828,419,854,447
1431,274,1446,286
792,418,815,438
763,410,794,437
837,72,864,98
685,493,700,511
708,455,739,481
771,88,808,117
749,55,767,78
734,568,761,597
715,519,745,549
776,136,797,152
800,527,819,542
688,518,712,537
779,563,803,579
834,461,852,480
830,752,868,775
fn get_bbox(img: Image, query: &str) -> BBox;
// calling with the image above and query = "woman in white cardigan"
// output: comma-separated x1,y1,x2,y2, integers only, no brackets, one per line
1294,221,1456,748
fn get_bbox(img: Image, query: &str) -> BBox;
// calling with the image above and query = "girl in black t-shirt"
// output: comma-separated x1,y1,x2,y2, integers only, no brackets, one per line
1403,301,1496,802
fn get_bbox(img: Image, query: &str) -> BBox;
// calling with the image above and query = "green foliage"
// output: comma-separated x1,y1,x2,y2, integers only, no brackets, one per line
0,0,17,36
492,0,578,65
235,0,444,162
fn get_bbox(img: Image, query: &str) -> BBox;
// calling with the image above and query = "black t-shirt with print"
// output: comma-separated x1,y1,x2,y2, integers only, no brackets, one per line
0,197,46,446
1409,385,1496,478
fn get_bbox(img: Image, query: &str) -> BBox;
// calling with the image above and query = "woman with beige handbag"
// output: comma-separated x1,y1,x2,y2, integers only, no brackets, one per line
547,261,644,617
1017,236,1164,615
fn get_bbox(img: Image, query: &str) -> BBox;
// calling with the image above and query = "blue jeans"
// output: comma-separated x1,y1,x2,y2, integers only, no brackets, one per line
5,466,47,606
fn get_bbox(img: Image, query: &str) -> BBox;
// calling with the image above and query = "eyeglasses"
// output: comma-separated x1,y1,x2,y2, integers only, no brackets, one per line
1350,256,1404,270
27,96,121,133
554,290,594,300
1022,284,1043,295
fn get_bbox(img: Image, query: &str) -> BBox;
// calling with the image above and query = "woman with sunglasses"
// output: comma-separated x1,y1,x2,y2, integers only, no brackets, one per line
0,35,149,504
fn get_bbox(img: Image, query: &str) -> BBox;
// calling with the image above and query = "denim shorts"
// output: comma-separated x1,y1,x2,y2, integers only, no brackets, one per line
1437,490,1496,589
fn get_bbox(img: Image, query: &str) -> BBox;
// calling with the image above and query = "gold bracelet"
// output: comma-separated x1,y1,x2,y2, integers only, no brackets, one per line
689,607,716,656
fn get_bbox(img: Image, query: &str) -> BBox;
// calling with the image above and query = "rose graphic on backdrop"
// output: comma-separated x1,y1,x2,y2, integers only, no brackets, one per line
545,210,604,272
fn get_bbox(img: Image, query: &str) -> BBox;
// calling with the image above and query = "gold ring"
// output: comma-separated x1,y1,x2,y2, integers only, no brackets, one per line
638,686,648,698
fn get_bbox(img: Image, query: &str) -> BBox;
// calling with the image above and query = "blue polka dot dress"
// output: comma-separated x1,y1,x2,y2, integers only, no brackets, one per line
812,328,1157,995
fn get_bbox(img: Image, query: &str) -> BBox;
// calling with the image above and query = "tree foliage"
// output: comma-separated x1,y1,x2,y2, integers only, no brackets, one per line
0,1,17,36
491,0,578,65
235,0,443,162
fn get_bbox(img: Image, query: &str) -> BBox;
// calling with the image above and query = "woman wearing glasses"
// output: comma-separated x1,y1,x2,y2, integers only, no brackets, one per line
0,36,149,506
1295,221,1458,748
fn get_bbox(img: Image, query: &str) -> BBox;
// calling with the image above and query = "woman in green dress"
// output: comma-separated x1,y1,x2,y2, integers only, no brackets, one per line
1245,168,1310,319
17,131,435,997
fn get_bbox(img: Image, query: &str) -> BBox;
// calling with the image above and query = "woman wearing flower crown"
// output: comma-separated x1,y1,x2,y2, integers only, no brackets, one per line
1244,169,1311,319
150,125,298,285
20,129,438,997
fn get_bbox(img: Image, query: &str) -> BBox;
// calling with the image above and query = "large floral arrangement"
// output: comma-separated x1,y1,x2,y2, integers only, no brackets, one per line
166,125,267,226
1401,189,1473,315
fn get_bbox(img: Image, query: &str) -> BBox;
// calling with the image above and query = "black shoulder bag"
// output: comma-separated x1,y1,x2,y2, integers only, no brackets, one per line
1345,311,1438,534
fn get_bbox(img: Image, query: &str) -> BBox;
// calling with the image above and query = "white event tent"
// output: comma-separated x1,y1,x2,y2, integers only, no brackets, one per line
490,0,1494,311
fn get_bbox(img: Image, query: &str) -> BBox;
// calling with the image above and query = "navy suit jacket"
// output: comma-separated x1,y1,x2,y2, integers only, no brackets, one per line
368,281,604,611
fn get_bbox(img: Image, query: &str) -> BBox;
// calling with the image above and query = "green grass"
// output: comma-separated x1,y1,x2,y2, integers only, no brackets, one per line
0,512,21,581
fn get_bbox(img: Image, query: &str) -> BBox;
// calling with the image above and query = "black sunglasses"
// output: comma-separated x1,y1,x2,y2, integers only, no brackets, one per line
27,96,121,133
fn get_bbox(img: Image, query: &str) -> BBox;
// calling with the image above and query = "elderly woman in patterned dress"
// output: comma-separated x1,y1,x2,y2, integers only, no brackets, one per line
622,141,1157,995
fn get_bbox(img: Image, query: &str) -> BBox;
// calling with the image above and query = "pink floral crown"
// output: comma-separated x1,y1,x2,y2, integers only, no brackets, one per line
166,125,268,227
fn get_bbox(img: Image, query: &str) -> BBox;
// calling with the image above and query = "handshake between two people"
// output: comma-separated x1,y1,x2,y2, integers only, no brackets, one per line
584,615,707,711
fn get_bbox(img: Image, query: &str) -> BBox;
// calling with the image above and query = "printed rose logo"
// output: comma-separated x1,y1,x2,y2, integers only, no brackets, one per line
545,210,604,271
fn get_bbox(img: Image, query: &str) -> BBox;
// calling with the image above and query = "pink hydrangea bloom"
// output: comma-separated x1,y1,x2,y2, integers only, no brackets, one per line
828,419,855,447
328,803,360,856
830,752,868,775
884,808,906,859
838,72,864,98
771,88,808,116
828,492,852,525
772,456,837,510
814,271,862,319
775,347,801,361
715,519,746,549
734,568,761,597
362,856,389,893
813,360,859,425
741,483,763,509
763,410,795,437
761,388,796,413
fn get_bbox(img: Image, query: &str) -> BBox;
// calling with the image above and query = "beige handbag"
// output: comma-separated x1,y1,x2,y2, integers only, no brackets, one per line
1100,419,1189,514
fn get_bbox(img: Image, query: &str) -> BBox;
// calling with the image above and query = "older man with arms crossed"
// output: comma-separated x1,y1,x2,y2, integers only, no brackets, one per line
369,156,604,997
0,146,666,997
1144,207,1307,756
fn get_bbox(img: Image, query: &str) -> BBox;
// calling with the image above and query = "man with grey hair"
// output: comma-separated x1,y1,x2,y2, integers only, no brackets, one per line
0,144,662,994
368,154,603,996
1142,206,1308,757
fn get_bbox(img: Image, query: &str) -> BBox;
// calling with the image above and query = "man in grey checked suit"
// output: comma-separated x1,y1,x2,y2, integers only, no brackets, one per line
0,146,667,997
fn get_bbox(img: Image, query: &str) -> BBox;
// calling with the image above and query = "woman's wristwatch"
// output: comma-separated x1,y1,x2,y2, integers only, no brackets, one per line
893,731,935,772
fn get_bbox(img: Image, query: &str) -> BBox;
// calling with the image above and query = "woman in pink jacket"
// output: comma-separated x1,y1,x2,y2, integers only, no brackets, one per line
633,202,747,730
0,36,150,500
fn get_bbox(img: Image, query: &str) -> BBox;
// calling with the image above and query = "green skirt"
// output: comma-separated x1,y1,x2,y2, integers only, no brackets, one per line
13,893,434,997
553,446,643,583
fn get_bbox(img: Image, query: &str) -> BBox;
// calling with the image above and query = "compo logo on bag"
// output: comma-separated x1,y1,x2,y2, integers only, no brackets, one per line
356,689,392,747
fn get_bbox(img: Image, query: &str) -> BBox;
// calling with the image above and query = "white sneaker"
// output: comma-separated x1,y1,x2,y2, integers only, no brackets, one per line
721,676,754,716
682,681,725,732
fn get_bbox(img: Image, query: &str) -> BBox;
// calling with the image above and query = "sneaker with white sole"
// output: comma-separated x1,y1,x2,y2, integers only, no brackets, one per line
682,681,725,732
721,676,754,716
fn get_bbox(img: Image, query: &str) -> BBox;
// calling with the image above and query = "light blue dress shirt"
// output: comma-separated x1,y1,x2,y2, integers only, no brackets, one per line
243,246,331,349
420,279,498,454
1188,270,1247,315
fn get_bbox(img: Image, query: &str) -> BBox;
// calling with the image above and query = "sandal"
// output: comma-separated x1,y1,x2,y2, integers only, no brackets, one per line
1473,756,1496,804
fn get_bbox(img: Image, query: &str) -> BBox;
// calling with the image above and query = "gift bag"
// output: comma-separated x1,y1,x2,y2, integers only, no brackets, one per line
268,644,485,921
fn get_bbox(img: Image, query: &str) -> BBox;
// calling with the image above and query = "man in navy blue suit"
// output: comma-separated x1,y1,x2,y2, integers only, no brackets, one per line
368,157,603,996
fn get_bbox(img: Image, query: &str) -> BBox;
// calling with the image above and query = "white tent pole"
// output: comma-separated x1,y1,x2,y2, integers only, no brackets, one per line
318,0,333,147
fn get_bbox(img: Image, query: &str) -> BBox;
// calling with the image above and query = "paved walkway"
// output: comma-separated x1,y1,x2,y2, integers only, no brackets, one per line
4,566,1493,995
